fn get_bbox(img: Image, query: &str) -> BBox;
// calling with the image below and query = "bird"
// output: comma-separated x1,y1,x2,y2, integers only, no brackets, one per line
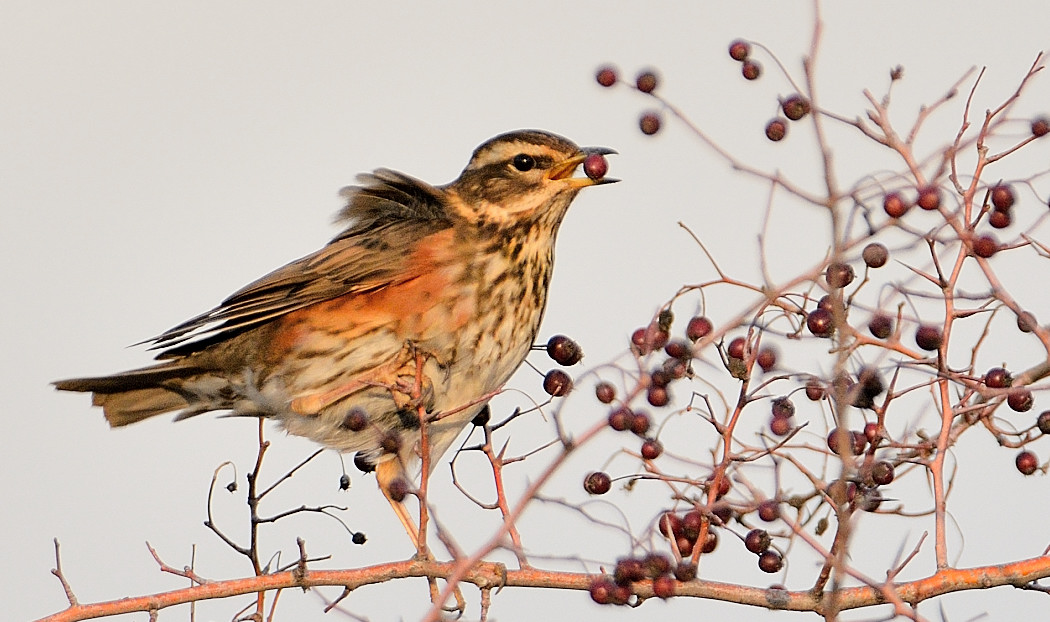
54,129,617,545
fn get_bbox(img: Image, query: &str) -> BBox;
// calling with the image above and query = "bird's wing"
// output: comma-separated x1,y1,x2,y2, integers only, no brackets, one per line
149,170,452,357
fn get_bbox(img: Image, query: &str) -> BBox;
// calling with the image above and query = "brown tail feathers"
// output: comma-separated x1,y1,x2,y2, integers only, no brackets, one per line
54,363,208,427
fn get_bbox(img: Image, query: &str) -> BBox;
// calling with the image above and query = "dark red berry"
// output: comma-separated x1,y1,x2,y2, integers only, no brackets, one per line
972,234,999,258
642,552,672,578
584,471,612,495
664,340,691,361
781,95,811,121
547,334,583,365
676,537,694,557
1032,117,1050,138
769,415,792,436
711,502,733,525
595,66,618,87
1016,450,1039,475
826,262,855,288
883,192,910,218
583,153,609,181
984,367,1012,389
758,550,783,573
1037,411,1050,435
608,407,632,431
728,39,751,61
641,438,664,460
614,557,647,585
771,397,795,419
681,509,703,540
914,325,943,351
675,562,697,582
765,118,787,141
862,243,889,268
589,577,616,604
871,461,895,486
686,316,714,341
340,408,368,432
745,528,772,554
1008,388,1034,412
635,70,658,93
806,308,834,337
701,529,719,553
1017,311,1038,333
757,499,780,522
727,336,747,360
386,477,409,502
595,382,616,404
863,421,881,444
917,185,942,211
827,427,852,455
868,313,894,339
630,411,652,436
741,60,761,80
805,379,826,401
652,575,675,599
659,512,683,538
756,347,777,372
991,184,1015,211
543,369,573,397
989,209,1012,229
639,112,661,135
647,385,670,407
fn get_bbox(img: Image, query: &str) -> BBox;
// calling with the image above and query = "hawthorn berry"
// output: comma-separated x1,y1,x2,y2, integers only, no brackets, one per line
805,379,826,401
583,153,609,181
1008,388,1034,412
826,262,855,288
868,313,894,339
608,406,632,431
630,411,652,436
781,95,811,121
916,185,942,211
686,316,714,341
727,336,747,360
1016,450,1039,475
641,438,664,460
991,184,1015,211
635,70,658,93
741,60,762,80
988,209,1012,229
771,397,795,419
757,347,777,372
854,486,883,512
639,112,661,135
806,308,834,337
765,118,787,141
745,528,772,554
883,192,910,218
871,460,895,486
647,385,670,407
614,557,647,585
1032,117,1050,138
769,415,792,436
547,334,583,365
758,550,783,573
972,234,999,258
701,529,719,553
862,243,889,268
1017,312,1038,333
642,552,672,578
675,562,698,581
652,575,676,599
595,66,618,87
1037,411,1050,435
584,471,612,495
728,39,751,61
595,382,616,404
757,499,780,522
543,369,573,396
914,325,943,351
984,367,1011,389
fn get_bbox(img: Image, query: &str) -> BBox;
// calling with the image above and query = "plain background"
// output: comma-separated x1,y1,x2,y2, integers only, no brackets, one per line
4,2,1050,621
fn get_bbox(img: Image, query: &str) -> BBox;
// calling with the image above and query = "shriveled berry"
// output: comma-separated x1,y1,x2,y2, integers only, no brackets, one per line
1032,117,1050,137
1008,388,1034,412
917,185,942,211
806,308,834,337
1017,311,1038,333
745,528,772,554
630,411,652,436
547,334,583,365
686,316,714,341
991,184,1015,211
1016,450,1039,475
635,70,658,93
765,118,787,141
826,262,855,288
471,404,491,427
614,557,647,585
758,550,783,573
883,192,910,218
1037,411,1050,435
862,243,889,268
595,382,616,404
595,66,618,87
781,95,811,121
339,474,351,490
868,313,894,339
741,60,762,80
584,471,612,495
641,438,664,460
386,477,409,502
728,39,751,61
340,408,369,432
652,575,676,599
984,367,1011,389
915,325,943,351
647,385,670,407
857,367,885,400
757,499,780,522
543,369,573,396
972,234,999,258
771,397,795,419
583,153,609,181
639,111,662,135
351,532,366,545
608,406,632,431
756,347,777,372
675,562,697,582
642,552,672,578
989,209,1012,229
871,460,895,486
727,336,747,360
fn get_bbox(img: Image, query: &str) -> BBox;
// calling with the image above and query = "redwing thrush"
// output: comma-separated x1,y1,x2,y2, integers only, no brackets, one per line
55,129,616,541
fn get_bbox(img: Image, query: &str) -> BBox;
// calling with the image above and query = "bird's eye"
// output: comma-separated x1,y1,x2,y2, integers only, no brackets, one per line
512,154,536,172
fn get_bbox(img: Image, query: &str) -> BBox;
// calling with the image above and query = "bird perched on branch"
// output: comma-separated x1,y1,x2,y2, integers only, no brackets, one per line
55,129,617,543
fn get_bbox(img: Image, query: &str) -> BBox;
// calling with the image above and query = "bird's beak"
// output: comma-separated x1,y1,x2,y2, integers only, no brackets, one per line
547,147,620,188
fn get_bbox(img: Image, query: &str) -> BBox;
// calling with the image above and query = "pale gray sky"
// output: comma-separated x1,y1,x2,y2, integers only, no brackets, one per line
4,2,1050,621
